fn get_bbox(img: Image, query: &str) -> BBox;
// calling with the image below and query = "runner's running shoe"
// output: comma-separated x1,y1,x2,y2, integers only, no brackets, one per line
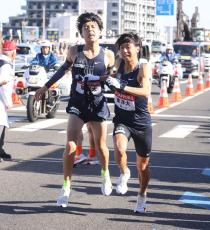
116,168,131,195
134,194,147,213
101,170,112,196
73,153,87,167
56,186,71,208
86,156,99,165
0,149,11,159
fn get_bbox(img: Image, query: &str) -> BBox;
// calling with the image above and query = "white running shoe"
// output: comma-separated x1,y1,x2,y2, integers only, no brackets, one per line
101,171,112,196
56,186,71,208
86,156,99,165
116,168,131,195
134,194,147,213
73,153,87,167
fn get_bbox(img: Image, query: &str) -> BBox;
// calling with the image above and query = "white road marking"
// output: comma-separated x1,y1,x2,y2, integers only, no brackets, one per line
160,125,199,138
155,87,210,114
152,114,210,120
10,119,67,132
59,121,113,134
58,124,88,134
10,106,26,111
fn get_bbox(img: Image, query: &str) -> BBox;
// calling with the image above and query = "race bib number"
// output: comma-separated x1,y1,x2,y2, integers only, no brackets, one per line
114,91,135,111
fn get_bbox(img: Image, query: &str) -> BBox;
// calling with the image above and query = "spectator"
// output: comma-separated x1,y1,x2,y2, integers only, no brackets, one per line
0,40,17,161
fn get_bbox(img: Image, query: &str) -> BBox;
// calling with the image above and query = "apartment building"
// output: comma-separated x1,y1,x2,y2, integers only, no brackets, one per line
107,0,158,41
3,0,159,42
3,0,78,37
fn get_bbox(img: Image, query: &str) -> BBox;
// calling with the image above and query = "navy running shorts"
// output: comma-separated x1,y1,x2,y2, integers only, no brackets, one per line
66,94,110,123
113,123,152,157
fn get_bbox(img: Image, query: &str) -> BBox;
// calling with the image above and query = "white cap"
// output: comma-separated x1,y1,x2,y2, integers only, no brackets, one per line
40,40,51,48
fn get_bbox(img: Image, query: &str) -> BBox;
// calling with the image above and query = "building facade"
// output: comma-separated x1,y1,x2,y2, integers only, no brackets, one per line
3,0,79,38
107,0,157,42
3,0,160,43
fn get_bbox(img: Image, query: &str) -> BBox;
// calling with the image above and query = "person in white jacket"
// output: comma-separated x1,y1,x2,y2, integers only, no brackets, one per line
0,39,16,161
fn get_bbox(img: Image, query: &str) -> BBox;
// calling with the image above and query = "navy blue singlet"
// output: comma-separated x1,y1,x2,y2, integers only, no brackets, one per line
66,46,110,122
71,45,106,96
113,61,151,129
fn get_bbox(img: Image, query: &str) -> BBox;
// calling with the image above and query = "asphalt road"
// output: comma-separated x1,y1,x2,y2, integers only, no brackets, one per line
0,80,210,230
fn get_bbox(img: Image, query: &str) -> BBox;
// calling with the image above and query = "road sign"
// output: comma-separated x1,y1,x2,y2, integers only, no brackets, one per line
22,26,39,42
156,0,174,16
46,29,59,42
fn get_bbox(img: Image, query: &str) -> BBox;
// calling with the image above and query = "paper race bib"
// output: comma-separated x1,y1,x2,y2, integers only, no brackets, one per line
114,91,135,111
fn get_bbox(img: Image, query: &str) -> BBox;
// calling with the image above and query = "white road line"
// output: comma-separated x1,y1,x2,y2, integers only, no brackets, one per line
152,114,210,119
155,88,210,114
160,125,199,138
10,118,67,132
59,120,113,134
10,106,26,111
58,124,88,134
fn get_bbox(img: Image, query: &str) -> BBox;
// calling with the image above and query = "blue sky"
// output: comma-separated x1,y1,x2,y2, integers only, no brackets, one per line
156,0,210,29
0,0,210,29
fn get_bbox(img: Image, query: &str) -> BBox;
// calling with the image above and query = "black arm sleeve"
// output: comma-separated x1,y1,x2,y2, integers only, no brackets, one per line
45,59,72,88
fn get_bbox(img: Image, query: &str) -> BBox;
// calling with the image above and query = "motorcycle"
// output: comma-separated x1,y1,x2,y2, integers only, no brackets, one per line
16,64,61,122
157,60,176,93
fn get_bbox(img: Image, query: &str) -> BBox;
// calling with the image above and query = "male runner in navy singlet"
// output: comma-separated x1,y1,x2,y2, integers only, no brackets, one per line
106,33,152,213
35,12,115,207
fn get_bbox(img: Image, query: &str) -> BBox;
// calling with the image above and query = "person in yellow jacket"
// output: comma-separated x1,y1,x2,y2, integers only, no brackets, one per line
0,40,16,161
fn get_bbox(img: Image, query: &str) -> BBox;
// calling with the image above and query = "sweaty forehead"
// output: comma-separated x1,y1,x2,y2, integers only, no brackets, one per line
120,41,136,48
83,21,99,28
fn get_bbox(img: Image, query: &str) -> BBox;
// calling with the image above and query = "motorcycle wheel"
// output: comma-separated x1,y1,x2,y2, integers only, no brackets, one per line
167,86,173,93
27,95,39,122
46,103,59,119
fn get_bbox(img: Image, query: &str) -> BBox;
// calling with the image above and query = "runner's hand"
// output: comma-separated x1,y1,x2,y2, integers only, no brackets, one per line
35,85,48,101
106,76,121,90
84,74,100,81
106,76,127,92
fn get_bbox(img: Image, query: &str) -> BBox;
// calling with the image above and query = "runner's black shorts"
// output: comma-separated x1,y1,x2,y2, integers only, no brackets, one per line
113,123,152,157
66,93,110,123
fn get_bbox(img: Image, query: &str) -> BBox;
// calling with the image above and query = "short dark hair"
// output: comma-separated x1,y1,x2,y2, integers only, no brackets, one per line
115,33,142,50
77,12,103,35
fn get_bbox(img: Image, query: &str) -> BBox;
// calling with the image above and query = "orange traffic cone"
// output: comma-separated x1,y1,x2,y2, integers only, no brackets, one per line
147,94,155,114
157,81,169,108
12,78,22,105
205,71,210,88
185,74,194,96
196,73,204,92
171,77,182,102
